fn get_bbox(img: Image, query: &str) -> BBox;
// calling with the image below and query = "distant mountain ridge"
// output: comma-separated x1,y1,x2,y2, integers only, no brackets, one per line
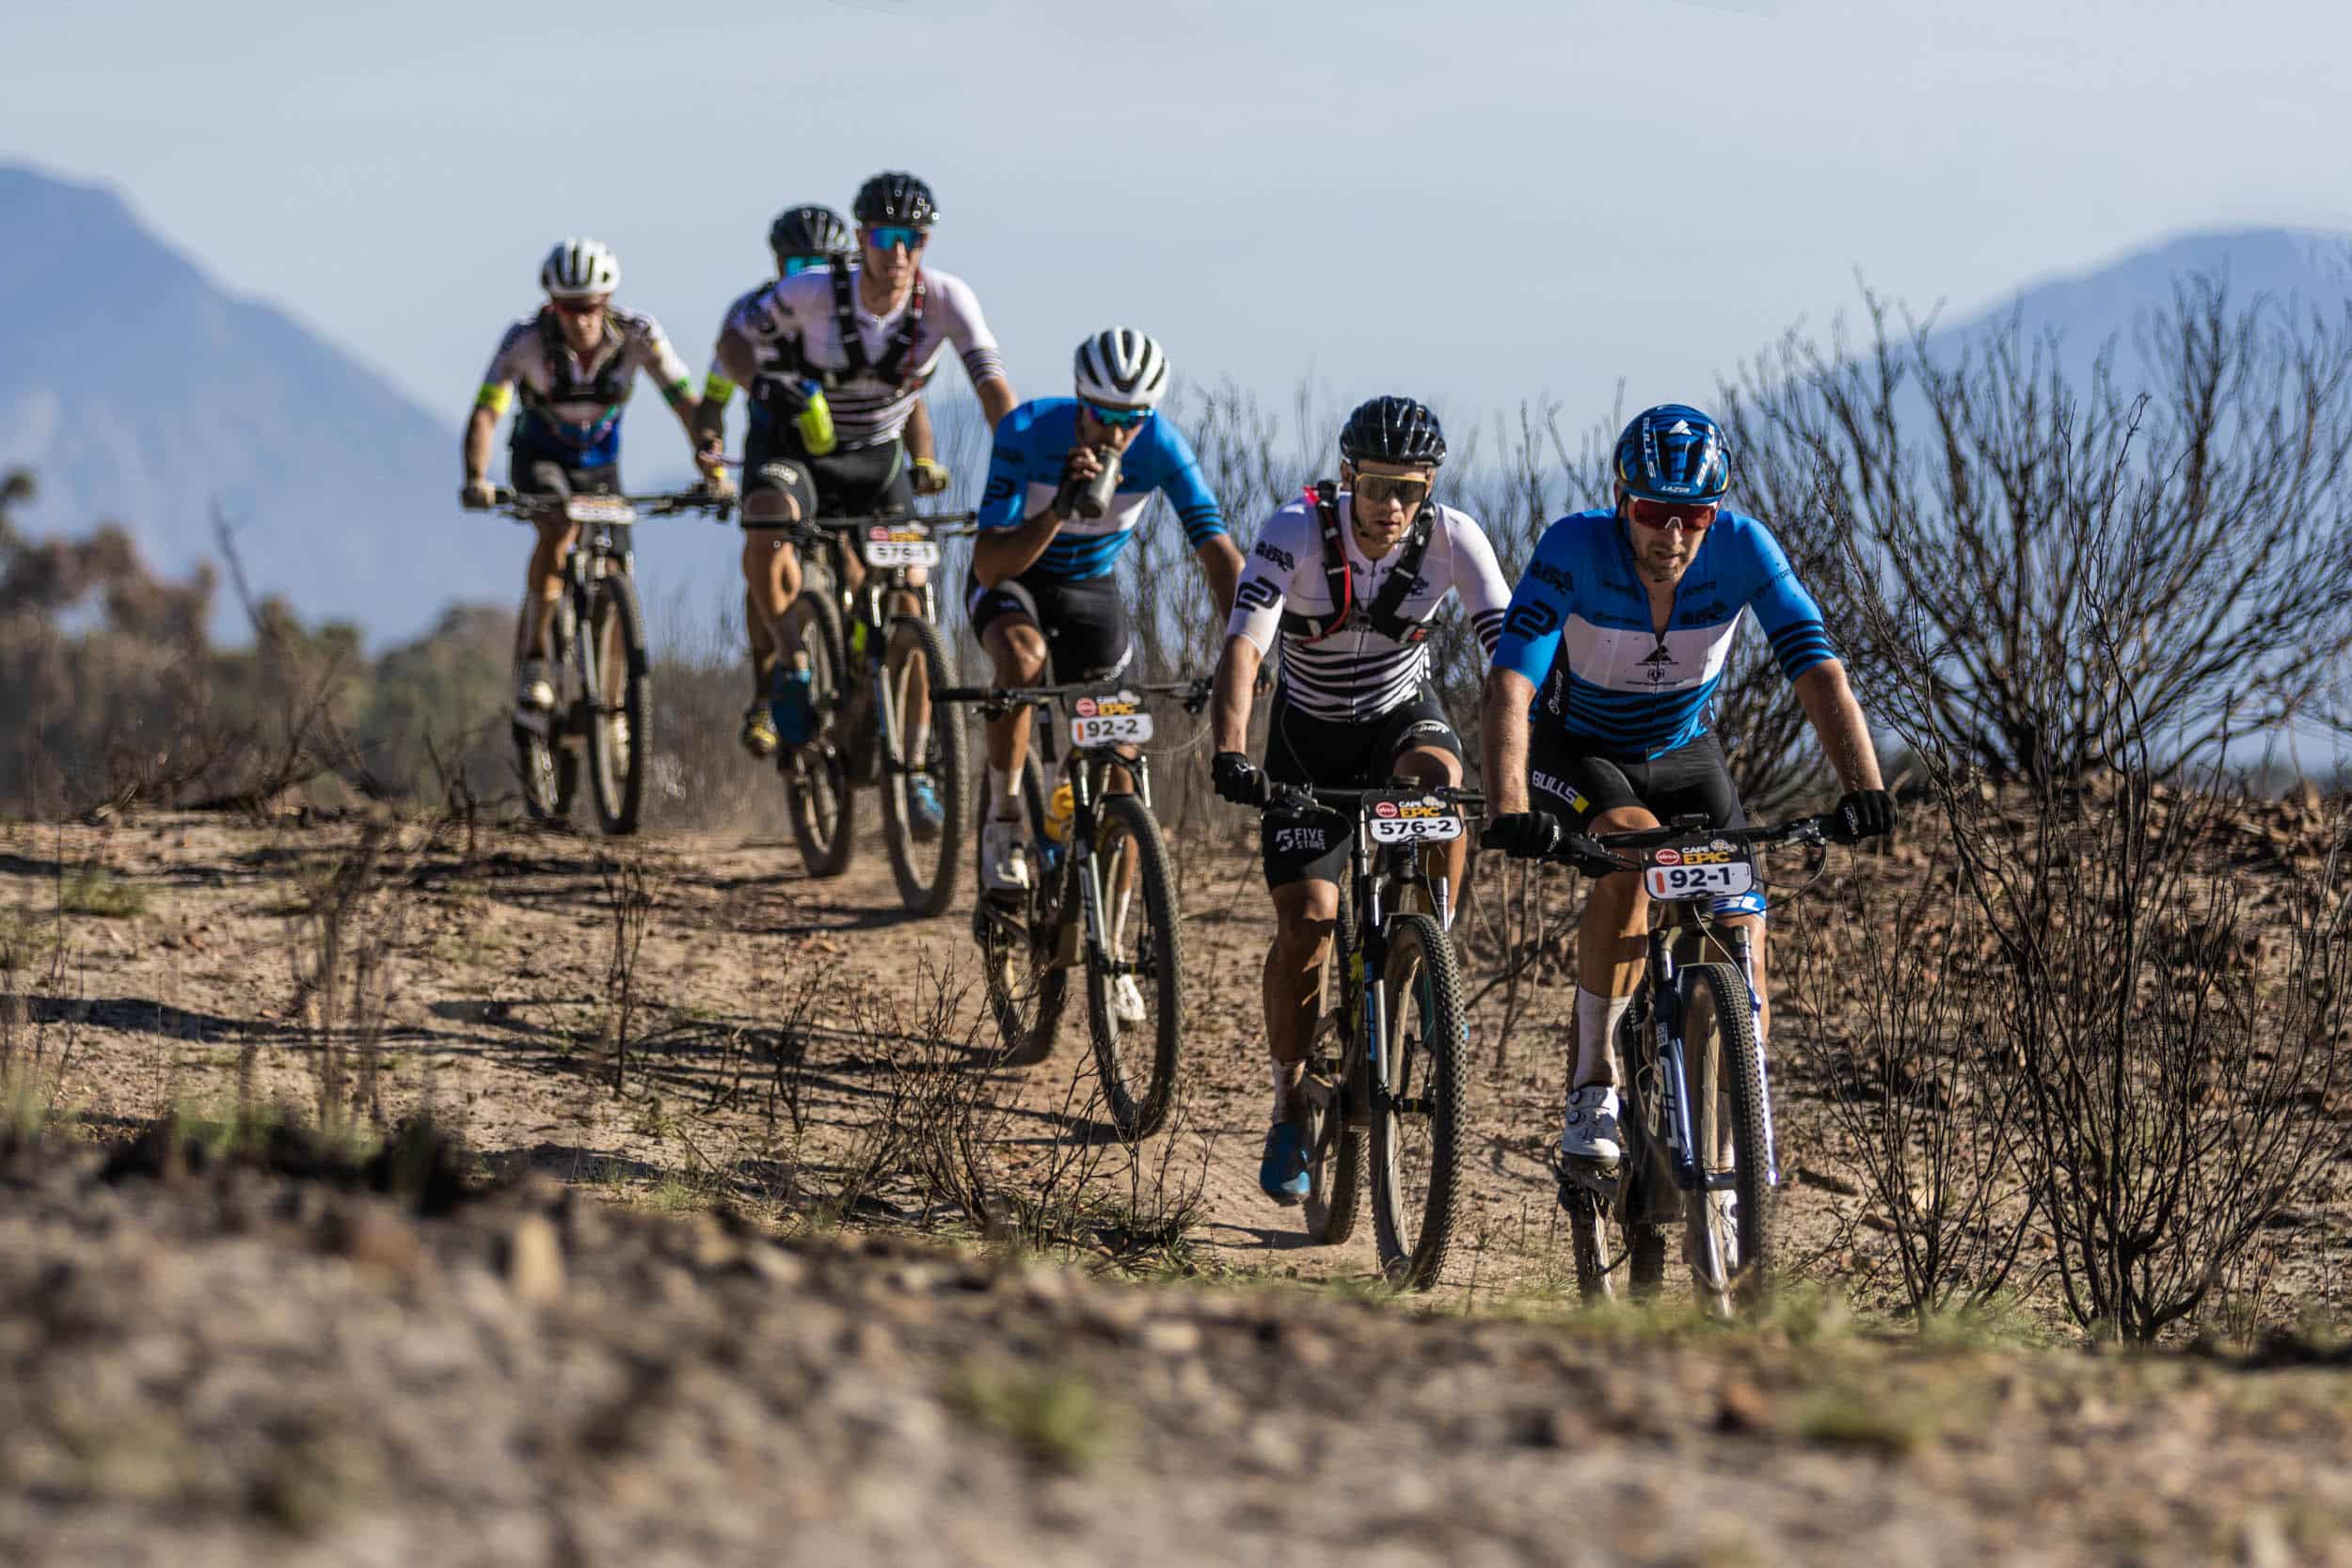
0,163,491,642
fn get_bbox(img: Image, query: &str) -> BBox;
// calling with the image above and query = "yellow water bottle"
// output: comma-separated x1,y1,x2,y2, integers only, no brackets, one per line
795,379,837,457
1044,780,1075,844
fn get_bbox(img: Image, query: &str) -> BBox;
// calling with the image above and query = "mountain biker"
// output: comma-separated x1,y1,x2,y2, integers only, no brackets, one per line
461,238,719,718
1480,403,1895,1168
968,328,1240,911
1207,395,1511,1205
705,172,1015,839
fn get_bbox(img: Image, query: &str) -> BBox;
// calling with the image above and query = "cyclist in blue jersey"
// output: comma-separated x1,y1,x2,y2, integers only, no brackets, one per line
967,328,1241,899
1480,404,1895,1166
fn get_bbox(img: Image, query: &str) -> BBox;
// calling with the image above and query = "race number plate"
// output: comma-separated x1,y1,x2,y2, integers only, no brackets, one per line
1366,795,1463,844
1643,840,1756,900
1070,691,1152,748
862,524,939,567
564,497,636,526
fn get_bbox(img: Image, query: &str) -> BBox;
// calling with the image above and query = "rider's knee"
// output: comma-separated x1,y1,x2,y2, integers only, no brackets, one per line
1391,744,1461,790
991,625,1048,685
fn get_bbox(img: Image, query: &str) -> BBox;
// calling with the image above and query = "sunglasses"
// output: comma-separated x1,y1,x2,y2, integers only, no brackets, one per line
781,255,828,277
1084,402,1152,430
1355,472,1432,509
1626,498,1718,531
550,296,609,315
865,226,927,253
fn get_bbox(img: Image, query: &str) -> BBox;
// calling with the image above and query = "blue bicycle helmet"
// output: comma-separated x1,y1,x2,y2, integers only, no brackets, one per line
1613,404,1731,505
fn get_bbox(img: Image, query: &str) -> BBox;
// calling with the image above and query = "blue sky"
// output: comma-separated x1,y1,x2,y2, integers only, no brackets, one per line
9,0,2350,438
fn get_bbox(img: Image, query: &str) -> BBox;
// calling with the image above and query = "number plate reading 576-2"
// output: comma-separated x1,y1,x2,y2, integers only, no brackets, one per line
1070,691,1152,748
1368,797,1463,844
1643,841,1756,900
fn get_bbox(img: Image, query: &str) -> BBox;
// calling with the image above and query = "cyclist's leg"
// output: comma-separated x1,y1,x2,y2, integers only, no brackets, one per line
1527,730,1651,1099
513,459,578,669
1034,575,1139,792
1375,690,1469,917
738,453,817,754
1262,697,1372,1114
1647,735,1770,1041
966,578,1048,889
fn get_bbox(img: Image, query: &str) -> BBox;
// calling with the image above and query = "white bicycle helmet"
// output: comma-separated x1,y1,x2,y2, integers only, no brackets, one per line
1073,327,1169,410
540,237,621,300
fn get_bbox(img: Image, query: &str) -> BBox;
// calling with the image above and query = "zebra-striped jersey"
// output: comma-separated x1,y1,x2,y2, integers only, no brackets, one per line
709,264,1003,451
1490,507,1834,761
1227,494,1510,723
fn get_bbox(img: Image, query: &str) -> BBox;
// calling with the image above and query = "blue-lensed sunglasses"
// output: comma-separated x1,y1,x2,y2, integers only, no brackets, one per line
1085,402,1152,430
865,226,926,253
781,255,829,277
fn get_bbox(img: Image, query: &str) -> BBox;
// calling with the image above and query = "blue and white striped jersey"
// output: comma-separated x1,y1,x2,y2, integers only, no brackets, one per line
977,399,1225,581
1490,508,1834,761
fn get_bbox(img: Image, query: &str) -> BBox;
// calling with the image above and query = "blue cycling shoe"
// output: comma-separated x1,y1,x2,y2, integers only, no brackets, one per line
769,668,817,749
906,773,945,843
1258,1121,1311,1207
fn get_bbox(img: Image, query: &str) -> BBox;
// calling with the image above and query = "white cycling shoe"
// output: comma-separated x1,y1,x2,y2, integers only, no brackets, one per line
981,816,1030,894
1560,1084,1623,1164
514,660,556,717
1111,974,1148,1025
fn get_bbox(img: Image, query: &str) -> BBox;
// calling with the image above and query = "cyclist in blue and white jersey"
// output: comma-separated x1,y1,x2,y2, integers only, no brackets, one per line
1480,404,1895,1167
967,328,1240,899
461,238,718,719
707,172,1014,822
1206,395,1512,1205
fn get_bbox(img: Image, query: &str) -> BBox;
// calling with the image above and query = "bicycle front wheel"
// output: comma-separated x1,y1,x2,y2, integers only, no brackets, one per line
1370,912,1468,1290
513,720,576,826
1084,792,1183,1142
779,588,854,879
879,616,967,916
1679,960,1772,1313
978,753,1066,1066
1303,896,1364,1246
585,572,650,835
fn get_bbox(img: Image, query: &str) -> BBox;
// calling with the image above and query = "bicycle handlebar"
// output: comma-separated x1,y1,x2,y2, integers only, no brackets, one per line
933,675,1215,718
1262,782,1487,820
490,484,734,521
1527,813,1840,879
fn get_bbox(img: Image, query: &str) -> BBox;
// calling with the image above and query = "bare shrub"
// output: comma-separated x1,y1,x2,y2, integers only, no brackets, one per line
596,854,654,1091
281,822,436,1140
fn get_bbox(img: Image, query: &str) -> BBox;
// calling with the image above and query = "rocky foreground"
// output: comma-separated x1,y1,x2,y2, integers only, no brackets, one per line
2,1126,2348,1568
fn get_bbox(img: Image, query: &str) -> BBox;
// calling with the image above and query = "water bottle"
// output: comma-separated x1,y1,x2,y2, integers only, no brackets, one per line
1072,446,1122,520
1044,780,1075,844
794,379,836,457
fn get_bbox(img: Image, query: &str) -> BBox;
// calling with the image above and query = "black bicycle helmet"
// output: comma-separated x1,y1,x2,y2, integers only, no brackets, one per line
769,204,853,260
1338,395,1447,467
852,171,939,229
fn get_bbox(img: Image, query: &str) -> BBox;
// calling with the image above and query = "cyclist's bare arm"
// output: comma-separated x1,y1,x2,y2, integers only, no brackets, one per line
463,404,499,486
1481,667,1537,816
904,395,937,465
1210,634,1262,754
1195,533,1244,622
1791,659,1883,792
971,488,1071,586
975,374,1017,428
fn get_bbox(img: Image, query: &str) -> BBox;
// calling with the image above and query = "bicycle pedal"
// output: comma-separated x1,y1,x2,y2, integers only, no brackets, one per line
1553,1151,1623,1205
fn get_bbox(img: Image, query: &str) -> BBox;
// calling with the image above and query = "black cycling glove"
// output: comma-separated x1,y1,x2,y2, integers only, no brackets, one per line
1483,810,1562,859
1829,788,1899,844
1211,751,1270,808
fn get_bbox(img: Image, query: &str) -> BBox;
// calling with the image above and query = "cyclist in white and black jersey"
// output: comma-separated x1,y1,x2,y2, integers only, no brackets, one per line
461,237,718,718
707,173,1016,795
1208,396,1511,1205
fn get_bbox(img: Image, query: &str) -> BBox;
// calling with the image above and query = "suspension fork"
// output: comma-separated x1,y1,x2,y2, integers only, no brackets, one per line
1720,922,1781,1187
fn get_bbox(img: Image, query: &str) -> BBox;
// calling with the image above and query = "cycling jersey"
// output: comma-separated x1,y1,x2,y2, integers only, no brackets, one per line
1227,492,1510,723
708,264,1003,451
976,399,1225,580
1490,507,1835,762
477,307,690,467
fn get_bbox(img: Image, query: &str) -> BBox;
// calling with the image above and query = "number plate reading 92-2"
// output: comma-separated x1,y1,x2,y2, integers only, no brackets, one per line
1070,691,1152,748
1643,841,1755,900
1367,796,1463,844
565,498,636,526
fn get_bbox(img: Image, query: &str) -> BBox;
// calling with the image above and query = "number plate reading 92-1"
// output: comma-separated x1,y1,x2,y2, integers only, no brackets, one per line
1643,841,1756,900
1367,796,1463,844
862,526,939,567
1070,691,1152,748
564,498,636,526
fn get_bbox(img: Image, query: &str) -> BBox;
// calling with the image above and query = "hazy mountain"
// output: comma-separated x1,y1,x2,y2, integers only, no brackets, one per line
0,163,492,641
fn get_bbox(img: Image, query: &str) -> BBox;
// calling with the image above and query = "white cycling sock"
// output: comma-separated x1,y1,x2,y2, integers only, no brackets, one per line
1573,987,1631,1089
986,764,1016,818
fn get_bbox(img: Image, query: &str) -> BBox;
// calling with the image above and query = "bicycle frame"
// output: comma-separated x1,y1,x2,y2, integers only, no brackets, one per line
796,511,976,781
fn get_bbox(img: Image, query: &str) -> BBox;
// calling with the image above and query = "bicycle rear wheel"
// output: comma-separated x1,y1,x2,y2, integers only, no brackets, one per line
1679,960,1772,1314
879,615,967,916
779,588,853,879
514,721,576,826
1370,912,1468,1290
1303,896,1364,1246
1085,792,1183,1142
978,754,1066,1065
585,572,650,835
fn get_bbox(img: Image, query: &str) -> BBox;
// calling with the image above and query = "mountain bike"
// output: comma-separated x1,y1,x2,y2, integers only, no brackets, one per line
1513,813,1835,1315
771,510,976,914
1261,781,1484,1291
934,677,1211,1143
495,485,729,834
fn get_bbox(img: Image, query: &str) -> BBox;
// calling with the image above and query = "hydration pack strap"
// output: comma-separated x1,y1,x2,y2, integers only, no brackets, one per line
826,265,929,388
1284,481,1438,645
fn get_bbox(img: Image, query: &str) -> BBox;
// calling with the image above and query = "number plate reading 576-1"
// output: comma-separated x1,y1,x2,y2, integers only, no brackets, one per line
1367,796,1462,844
862,525,940,567
1643,840,1756,900
1071,691,1152,747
